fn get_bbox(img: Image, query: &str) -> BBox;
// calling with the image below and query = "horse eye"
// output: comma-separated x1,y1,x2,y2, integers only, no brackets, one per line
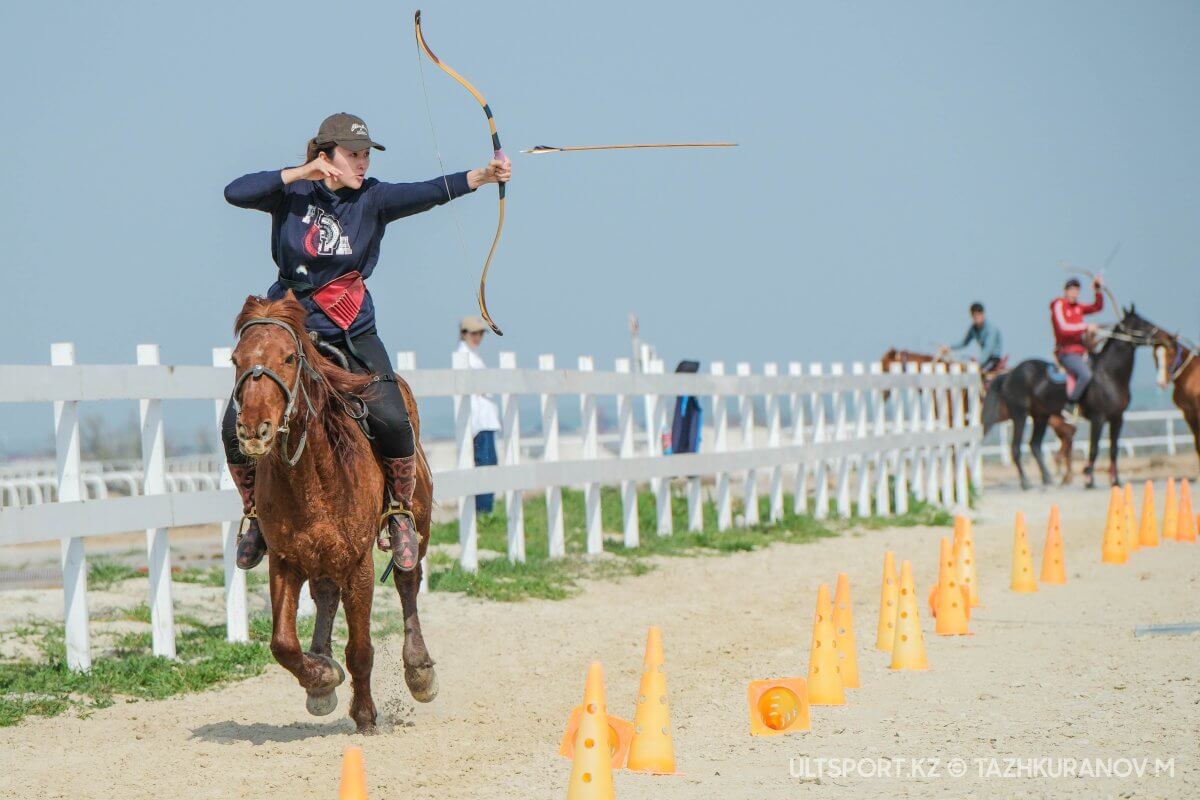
285,353,297,364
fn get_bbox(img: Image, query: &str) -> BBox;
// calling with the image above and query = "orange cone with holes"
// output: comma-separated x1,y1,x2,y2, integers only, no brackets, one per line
1162,479,1178,541
890,560,928,671
1123,483,1139,553
875,551,899,651
566,662,616,799
933,537,971,634
1178,480,1197,542
1139,481,1159,547
833,573,860,688
1011,512,1039,590
339,746,368,800
1101,486,1128,564
1040,506,1066,584
955,516,981,607
807,584,845,704
626,627,676,774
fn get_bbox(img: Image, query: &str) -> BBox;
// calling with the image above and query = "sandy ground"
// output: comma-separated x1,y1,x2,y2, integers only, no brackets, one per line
2,481,1199,799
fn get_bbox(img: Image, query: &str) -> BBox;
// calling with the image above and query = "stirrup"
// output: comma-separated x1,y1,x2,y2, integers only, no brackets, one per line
236,510,258,543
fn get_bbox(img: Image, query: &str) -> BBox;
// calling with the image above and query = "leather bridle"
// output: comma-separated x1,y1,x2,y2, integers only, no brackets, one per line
231,318,318,467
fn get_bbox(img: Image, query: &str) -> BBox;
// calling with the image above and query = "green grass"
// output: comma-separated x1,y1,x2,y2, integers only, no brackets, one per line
87,559,142,590
410,486,951,602
175,565,268,589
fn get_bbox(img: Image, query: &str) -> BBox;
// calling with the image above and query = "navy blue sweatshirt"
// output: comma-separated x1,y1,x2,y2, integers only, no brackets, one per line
224,169,475,338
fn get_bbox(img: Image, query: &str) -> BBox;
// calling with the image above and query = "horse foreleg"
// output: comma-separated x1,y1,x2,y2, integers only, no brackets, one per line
1029,416,1053,486
1084,417,1103,489
1049,415,1075,485
340,555,378,734
309,578,340,659
1109,415,1124,486
268,560,345,716
394,561,438,703
1010,413,1030,490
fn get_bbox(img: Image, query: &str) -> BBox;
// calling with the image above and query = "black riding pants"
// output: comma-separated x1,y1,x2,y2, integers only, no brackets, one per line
222,330,415,465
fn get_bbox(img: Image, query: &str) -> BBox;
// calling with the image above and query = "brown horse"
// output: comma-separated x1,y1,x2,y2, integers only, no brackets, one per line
230,293,435,734
1155,333,1200,469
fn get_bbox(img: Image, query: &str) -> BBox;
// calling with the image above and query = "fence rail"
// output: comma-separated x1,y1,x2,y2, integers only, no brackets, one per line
1,344,982,670
979,409,1193,462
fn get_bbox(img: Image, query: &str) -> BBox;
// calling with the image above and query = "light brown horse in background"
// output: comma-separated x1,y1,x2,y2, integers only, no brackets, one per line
231,293,435,734
1154,333,1200,470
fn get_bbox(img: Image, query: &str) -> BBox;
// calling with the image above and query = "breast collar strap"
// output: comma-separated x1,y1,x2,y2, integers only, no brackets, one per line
232,318,319,467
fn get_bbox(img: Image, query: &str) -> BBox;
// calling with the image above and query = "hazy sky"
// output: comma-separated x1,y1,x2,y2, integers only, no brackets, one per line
1,1,1197,450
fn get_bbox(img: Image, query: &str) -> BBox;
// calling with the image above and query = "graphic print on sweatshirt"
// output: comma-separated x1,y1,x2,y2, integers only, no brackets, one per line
301,205,354,257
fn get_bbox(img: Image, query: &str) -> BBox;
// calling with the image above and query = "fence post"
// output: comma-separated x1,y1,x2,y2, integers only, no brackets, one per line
452,350,477,572
396,351,428,593
852,362,872,517
920,363,941,505
936,364,955,507
871,363,891,516
811,363,830,519
737,362,760,526
616,358,639,548
137,344,176,659
498,351,525,563
789,362,807,515
540,354,565,558
650,359,674,536
951,364,970,509
212,347,249,642
710,361,732,530
578,356,602,554
764,362,783,523
831,363,851,518
967,362,983,488
891,362,910,514
52,342,90,672
906,363,925,502
1166,414,1177,456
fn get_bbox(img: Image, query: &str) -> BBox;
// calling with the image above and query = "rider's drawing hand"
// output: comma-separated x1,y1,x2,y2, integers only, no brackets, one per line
283,155,344,185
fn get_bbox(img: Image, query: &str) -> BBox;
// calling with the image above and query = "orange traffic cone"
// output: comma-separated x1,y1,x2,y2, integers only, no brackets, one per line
1101,486,1128,564
747,678,811,736
890,560,929,670
1123,483,1139,553
1040,506,1067,584
1162,478,1178,541
875,551,899,652
807,584,845,704
627,627,676,774
1139,481,1159,547
832,574,860,689
559,706,634,769
932,537,970,635
566,662,616,799
1178,480,1197,542
955,516,981,608
1011,512,1039,591
339,746,368,800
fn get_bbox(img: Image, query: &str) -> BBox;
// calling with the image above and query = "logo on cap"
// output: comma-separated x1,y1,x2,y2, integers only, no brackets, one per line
351,123,368,136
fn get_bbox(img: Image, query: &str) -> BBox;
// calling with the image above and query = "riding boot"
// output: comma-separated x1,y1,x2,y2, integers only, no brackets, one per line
380,454,420,572
229,462,267,570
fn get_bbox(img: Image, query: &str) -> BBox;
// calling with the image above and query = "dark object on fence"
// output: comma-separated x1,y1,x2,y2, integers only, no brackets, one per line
670,360,703,455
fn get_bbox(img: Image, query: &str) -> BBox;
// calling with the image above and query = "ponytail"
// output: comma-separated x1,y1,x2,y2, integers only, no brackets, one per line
305,138,336,165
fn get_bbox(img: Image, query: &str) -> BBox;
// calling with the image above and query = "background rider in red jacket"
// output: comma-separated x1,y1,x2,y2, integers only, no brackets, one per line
1050,275,1105,409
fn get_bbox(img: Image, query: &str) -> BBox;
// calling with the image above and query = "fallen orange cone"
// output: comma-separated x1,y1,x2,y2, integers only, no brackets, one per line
1011,512,1039,591
559,706,634,769
1162,479,1178,541
1178,480,1197,542
627,627,676,774
807,584,845,704
875,551,899,652
339,746,367,800
747,678,811,736
566,662,616,799
932,537,970,635
1139,480,1159,547
890,560,929,671
1101,486,1128,564
832,573,860,688
1040,506,1067,584
1123,483,1139,554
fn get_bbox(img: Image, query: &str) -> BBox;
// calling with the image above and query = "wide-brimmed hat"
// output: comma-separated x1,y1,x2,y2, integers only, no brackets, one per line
314,113,385,152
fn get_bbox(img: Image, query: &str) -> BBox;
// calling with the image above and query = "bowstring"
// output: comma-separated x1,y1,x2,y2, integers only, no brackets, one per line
414,35,476,306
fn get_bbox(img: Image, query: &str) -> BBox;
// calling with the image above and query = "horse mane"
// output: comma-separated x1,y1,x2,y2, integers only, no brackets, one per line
234,293,375,464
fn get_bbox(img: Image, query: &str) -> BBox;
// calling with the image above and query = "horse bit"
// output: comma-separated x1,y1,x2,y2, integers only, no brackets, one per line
231,318,319,467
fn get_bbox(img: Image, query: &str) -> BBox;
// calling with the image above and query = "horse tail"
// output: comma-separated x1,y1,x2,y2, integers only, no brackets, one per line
982,374,1006,434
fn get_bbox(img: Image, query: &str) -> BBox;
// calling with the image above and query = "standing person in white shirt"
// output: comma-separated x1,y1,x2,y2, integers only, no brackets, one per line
456,316,503,513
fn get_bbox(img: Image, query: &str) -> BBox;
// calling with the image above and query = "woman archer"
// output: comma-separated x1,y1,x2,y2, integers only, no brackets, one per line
222,112,511,573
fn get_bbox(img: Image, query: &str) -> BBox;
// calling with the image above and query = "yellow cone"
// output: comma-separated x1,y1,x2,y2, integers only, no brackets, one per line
1101,486,1128,564
890,560,929,670
1178,480,1197,542
627,627,676,774
1123,483,1139,553
559,706,634,769
1040,506,1067,584
1011,512,1039,591
932,537,971,634
1162,478,1178,541
807,584,845,704
747,678,811,736
875,551,899,652
1139,481,1159,547
953,515,980,607
567,662,616,799
833,573,860,688
339,746,368,800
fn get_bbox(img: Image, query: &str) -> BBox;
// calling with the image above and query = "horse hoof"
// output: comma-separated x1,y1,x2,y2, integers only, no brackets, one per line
1020,480,1031,491
306,688,339,717
405,665,439,703
356,722,379,736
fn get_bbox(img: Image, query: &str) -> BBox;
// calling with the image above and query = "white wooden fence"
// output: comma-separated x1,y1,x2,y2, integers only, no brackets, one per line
980,409,1194,462
0,345,982,671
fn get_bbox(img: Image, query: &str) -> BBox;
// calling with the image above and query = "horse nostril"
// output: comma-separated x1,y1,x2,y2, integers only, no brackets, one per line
257,421,274,440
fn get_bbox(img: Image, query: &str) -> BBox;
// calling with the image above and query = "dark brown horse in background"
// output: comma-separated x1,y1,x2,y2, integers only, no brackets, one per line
231,293,435,733
1155,333,1200,471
